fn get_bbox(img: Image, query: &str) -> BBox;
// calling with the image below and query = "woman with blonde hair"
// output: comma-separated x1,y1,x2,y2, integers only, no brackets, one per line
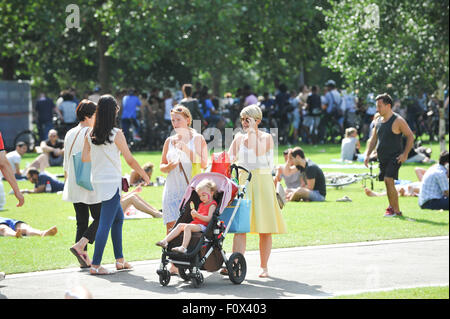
159,105,208,274
227,104,287,278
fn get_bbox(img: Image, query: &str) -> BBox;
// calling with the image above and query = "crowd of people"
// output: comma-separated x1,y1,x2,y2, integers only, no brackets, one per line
32,80,449,154
1,85,448,288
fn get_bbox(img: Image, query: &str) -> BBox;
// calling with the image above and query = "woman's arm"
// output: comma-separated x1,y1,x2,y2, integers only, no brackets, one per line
228,133,242,163
114,130,150,185
81,135,91,163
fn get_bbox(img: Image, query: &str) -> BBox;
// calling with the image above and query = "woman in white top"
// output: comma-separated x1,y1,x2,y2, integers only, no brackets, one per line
82,95,150,275
63,100,101,268
228,104,287,278
160,105,208,274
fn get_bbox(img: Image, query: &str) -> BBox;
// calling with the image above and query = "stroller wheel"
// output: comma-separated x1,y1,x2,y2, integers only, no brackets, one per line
179,268,190,281
158,270,171,286
191,270,204,288
227,252,247,284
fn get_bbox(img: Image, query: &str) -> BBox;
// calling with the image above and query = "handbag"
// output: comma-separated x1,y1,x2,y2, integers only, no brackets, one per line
219,198,251,233
211,151,231,178
70,127,94,191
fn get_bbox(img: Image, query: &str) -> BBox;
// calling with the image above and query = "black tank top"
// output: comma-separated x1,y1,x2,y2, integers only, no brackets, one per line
376,113,403,161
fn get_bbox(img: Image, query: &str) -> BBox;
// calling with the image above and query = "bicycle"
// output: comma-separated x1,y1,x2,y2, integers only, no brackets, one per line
325,162,378,190
13,129,40,153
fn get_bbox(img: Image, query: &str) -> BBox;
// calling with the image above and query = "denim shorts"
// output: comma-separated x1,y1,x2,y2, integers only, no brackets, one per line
308,190,325,202
0,217,24,231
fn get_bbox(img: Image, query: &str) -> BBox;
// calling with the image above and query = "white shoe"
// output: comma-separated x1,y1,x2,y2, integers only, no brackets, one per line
0,272,5,281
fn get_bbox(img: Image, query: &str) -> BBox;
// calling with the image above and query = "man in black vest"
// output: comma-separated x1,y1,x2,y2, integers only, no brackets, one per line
364,93,414,217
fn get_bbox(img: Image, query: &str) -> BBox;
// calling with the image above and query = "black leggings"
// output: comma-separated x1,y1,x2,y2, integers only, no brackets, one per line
73,202,102,250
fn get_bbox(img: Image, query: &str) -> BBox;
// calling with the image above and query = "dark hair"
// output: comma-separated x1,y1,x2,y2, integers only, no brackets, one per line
16,141,27,148
182,84,193,97
76,99,97,122
375,93,393,107
439,151,449,166
291,146,305,159
91,95,118,145
26,168,39,177
311,85,318,93
61,90,74,101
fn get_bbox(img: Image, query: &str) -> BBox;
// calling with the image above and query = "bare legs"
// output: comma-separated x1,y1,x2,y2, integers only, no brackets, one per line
0,223,57,238
384,177,400,214
233,233,272,278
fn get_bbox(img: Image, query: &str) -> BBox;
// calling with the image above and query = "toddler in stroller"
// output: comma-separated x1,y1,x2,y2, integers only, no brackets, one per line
156,165,251,288
156,179,218,253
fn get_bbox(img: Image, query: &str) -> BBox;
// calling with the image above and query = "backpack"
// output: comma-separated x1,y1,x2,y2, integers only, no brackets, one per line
329,91,344,119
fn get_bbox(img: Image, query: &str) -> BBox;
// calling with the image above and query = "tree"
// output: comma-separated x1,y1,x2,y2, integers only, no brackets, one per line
319,0,449,99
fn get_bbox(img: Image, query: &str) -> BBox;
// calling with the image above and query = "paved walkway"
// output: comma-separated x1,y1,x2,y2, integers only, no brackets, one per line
0,236,448,299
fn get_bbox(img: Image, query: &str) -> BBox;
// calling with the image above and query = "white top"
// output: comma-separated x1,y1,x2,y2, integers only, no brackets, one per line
237,143,274,171
62,125,100,204
0,151,21,178
341,137,358,161
161,133,197,224
87,128,122,201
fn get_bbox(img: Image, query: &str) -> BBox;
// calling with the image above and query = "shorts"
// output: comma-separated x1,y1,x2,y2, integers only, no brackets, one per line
378,157,401,181
49,155,63,166
198,224,207,232
0,217,24,231
308,190,325,202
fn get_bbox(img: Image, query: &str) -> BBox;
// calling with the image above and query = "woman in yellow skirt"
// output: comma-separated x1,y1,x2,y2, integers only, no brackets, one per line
228,104,287,278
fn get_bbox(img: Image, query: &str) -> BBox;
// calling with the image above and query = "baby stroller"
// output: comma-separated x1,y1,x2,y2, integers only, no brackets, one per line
156,164,252,288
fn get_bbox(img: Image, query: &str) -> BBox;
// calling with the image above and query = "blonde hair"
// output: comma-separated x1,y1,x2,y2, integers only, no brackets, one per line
345,127,357,138
170,105,193,127
240,104,263,121
195,179,217,194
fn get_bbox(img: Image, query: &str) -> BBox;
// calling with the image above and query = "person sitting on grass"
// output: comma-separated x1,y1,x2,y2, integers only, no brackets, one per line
29,129,64,172
418,150,449,211
0,217,57,238
156,179,217,253
341,127,361,161
121,185,162,218
128,162,154,186
287,147,327,202
20,168,64,194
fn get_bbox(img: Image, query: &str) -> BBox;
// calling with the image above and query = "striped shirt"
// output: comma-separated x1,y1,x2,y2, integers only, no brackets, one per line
418,164,449,206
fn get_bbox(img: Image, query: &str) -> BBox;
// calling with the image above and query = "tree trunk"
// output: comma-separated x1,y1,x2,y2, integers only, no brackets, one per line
97,33,110,94
211,70,222,97
439,100,446,152
1,57,15,80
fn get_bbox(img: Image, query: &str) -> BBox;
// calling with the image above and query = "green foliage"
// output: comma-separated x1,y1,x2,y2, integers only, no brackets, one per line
1,0,330,97
319,0,449,97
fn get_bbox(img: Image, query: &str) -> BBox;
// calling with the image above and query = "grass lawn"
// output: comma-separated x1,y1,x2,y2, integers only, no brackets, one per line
0,138,448,275
332,285,449,299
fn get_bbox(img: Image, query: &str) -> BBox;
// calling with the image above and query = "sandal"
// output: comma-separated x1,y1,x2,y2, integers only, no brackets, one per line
156,240,168,249
89,266,112,275
259,268,270,278
219,268,228,276
70,247,90,268
115,260,133,271
336,195,352,202
171,246,187,254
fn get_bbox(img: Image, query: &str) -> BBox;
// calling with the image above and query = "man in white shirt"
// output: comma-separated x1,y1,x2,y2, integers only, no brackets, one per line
7,142,28,179
0,142,28,180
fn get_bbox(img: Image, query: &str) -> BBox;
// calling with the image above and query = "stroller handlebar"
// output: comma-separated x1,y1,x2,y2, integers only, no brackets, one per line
230,164,252,183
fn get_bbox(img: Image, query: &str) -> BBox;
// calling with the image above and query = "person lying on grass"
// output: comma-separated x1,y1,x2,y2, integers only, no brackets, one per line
156,179,217,253
0,217,57,238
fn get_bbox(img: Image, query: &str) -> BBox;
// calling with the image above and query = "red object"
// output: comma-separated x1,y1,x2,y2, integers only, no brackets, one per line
0,132,4,151
211,151,231,178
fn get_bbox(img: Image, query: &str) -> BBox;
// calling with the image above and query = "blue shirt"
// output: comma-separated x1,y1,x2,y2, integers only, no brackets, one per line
325,90,341,114
35,97,55,123
121,95,141,119
201,99,215,119
36,172,65,193
418,164,449,206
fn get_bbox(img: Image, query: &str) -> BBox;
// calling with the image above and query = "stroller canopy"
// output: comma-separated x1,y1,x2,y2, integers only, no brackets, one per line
179,172,237,214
